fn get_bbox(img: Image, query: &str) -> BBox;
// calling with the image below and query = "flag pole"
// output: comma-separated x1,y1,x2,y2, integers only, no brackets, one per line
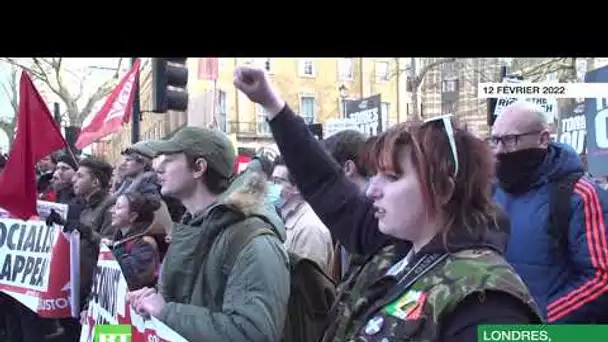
131,57,141,144
65,147,79,167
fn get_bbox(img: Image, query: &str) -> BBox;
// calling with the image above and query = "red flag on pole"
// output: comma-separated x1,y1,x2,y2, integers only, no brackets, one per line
0,72,69,220
198,58,218,81
75,59,141,149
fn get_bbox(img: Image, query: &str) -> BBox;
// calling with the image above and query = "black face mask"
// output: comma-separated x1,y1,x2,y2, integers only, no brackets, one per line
496,148,548,194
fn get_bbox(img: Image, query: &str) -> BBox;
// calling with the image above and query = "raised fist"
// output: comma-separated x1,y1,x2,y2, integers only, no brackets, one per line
233,65,284,116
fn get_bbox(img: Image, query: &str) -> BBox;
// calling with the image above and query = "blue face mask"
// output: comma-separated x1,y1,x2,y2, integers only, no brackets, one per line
267,183,285,208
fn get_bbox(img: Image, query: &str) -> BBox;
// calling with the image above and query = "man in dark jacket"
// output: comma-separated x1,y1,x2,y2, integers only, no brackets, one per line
47,157,115,327
128,127,290,342
322,130,371,281
118,141,184,222
492,101,608,323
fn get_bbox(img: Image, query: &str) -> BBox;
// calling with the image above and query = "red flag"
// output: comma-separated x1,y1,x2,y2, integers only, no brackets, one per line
75,59,141,149
0,73,68,220
198,58,218,81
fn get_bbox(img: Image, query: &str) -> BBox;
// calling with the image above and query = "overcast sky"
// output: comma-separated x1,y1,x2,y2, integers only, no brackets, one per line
0,58,126,152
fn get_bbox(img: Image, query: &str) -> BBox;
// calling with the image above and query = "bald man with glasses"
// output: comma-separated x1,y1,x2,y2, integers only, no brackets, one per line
492,101,608,323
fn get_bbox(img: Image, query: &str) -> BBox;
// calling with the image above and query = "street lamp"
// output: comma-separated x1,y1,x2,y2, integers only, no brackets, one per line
339,84,348,118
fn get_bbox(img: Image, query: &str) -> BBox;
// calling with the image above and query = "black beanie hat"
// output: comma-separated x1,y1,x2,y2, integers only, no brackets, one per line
55,152,78,171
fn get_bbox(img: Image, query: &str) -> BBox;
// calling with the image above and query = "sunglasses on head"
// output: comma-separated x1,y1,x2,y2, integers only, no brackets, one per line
423,114,459,177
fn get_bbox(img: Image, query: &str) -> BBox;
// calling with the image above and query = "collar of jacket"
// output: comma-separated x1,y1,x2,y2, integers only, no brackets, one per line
85,189,109,208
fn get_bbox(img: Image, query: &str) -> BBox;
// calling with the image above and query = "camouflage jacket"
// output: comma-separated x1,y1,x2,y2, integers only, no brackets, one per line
324,247,542,342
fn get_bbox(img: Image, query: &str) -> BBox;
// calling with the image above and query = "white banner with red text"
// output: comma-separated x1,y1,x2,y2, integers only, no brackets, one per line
0,200,80,318
79,244,187,342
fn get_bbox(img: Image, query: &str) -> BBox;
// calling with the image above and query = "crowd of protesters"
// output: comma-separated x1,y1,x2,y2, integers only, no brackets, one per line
0,63,607,342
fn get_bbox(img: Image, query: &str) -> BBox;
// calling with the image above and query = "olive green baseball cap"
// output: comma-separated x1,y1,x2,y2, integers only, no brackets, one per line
147,126,236,179
122,140,156,160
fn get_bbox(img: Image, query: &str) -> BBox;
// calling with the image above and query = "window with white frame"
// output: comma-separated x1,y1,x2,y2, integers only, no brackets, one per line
441,78,459,93
300,96,316,124
257,105,271,135
376,61,390,81
299,59,316,77
381,102,390,131
218,90,227,132
338,58,353,80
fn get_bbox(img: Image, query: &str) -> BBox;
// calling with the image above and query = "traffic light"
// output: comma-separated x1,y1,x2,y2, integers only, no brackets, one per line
151,58,189,113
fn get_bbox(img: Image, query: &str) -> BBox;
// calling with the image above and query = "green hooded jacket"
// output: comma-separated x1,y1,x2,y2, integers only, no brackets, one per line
156,171,290,342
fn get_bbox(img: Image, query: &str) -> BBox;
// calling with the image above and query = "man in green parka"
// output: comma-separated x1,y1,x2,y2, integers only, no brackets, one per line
127,127,290,342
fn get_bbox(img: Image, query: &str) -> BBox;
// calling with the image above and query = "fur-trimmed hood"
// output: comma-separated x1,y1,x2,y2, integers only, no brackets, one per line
221,170,286,240
182,170,286,241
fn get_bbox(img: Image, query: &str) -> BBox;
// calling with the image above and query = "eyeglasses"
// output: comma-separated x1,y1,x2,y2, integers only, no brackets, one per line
423,114,458,177
488,131,541,150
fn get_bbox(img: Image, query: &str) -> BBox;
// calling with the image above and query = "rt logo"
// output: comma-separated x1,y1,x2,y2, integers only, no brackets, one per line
94,324,132,342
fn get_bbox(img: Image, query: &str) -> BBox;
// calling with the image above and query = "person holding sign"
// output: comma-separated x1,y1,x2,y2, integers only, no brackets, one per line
232,65,542,342
47,157,115,312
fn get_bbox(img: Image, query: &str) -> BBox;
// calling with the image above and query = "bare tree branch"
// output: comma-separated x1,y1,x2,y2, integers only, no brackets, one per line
411,58,457,90
1,58,119,128
3,58,45,80
77,77,117,126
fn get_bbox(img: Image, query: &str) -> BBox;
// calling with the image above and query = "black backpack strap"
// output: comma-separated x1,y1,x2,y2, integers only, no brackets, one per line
548,172,583,262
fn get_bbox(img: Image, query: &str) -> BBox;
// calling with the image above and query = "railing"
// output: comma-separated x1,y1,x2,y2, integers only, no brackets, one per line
227,121,272,137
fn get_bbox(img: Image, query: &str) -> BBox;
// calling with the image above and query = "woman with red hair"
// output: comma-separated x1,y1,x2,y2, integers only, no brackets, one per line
234,65,543,342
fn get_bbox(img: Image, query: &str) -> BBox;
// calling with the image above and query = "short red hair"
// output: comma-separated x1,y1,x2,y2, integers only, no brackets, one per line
367,118,499,244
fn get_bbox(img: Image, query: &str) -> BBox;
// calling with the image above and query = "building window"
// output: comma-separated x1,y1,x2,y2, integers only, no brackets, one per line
442,78,459,93
338,58,353,80
300,96,316,124
299,59,315,77
381,102,390,131
218,90,227,132
442,100,457,114
406,76,414,92
257,105,271,135
376,61,390,81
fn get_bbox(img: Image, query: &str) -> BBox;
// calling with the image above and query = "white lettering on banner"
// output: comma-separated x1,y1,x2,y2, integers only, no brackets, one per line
104,72,136,123
89,264,122,326
99,334,130,342
350,108,379,136
560,115,587,155
39,297,70,311
594,98,608,149
0,220,56,291
494,98,556,120
81,245,189,342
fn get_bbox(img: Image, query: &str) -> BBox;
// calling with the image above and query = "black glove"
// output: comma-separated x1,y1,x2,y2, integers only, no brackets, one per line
62,219,80,234
45,209,66,227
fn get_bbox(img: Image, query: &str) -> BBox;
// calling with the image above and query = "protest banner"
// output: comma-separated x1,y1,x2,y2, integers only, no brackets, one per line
584,65,608,176
345,94,383,136
557,100,586,155
80,245,187,342
492,77,559,124
0,200,80,318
